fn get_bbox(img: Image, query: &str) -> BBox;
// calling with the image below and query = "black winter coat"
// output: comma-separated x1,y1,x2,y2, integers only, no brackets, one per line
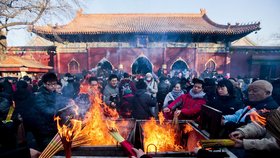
33,87,67,151
209,96,244,115
131,89,157,119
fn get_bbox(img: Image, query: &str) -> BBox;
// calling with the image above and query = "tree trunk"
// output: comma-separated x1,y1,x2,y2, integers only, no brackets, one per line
0,30,7,59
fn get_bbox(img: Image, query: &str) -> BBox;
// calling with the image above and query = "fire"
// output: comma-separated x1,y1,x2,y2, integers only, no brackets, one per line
54,116,82,142
183,124,193,133
55,82,131,146
54,101,83,142
250,110,267,126
80,103,118,145
77,83,128,146
142,112,186,152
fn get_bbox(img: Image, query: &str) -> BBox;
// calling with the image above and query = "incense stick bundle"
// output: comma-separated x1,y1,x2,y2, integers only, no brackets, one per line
199,139,235,148
39,133,91,158
172,114,179,126
109,128,136,157
39,133,63,158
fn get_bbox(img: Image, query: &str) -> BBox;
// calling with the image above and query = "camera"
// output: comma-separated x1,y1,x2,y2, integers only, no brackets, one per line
109,94,118,103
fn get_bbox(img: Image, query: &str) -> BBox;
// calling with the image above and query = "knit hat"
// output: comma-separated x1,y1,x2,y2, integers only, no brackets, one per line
145,72,153,78
249,80,273,94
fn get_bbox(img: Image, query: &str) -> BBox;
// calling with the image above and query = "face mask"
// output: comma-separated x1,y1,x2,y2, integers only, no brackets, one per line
146,77,152,81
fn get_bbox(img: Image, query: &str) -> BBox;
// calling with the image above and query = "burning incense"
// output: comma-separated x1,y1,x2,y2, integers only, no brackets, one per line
39,132,92,158
199,139,235,148
55,115,83,158
108,128,136,157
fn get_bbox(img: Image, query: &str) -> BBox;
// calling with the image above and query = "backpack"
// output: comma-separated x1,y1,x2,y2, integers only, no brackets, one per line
121,82,132,96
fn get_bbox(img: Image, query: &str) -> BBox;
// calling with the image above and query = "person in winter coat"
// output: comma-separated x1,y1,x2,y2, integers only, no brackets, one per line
222,80,279,134
163,78,206,120
33,72,68,151
61,73,76,99
229,107,280,158
209,79,244,115
103,74,120,109
119,72,136,100
145,72,158,98
163,83,184,109
156,76,171,111
119,88,134,118
0,98,41,158
131,79,157,119
203,78,217,105
13,80,38,150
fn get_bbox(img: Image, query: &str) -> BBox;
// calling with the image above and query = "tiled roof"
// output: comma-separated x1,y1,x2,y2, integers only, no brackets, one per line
0,56,52,70
232,37,257,46
31,10,260,35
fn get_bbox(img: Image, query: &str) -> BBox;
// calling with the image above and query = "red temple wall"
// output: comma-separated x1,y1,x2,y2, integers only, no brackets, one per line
8,46,280,79
57,47,229,76
56,52,88,74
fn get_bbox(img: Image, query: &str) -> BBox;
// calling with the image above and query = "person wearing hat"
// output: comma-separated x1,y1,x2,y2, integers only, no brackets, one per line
144,72,158,98
163,78,206,121
222,80,279,134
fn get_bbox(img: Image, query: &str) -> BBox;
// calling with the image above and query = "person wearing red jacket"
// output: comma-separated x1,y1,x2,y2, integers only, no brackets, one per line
163,78,206,121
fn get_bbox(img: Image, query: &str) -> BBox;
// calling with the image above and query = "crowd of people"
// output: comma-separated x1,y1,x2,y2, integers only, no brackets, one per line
0,68,280,158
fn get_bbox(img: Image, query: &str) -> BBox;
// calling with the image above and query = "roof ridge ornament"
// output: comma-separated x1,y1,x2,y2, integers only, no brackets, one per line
200,8,207,15
76,8,83,16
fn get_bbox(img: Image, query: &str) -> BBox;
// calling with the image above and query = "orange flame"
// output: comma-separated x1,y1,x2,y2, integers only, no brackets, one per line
76,83,130,146
183,124,193,133
55,81,133,146
54,116,82,142
142,112,185,152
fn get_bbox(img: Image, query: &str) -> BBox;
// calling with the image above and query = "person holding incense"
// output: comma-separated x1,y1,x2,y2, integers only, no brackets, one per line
222,80,279,135
33,72,69,151
132,148,152,158
229,107,280,158
163,78,206,121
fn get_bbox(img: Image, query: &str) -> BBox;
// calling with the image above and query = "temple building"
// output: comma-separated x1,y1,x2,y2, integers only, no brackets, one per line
3,9,280,79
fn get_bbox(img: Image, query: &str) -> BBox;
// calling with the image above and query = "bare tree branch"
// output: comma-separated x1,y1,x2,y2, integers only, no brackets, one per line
0,0,83,53
0,0,83,30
